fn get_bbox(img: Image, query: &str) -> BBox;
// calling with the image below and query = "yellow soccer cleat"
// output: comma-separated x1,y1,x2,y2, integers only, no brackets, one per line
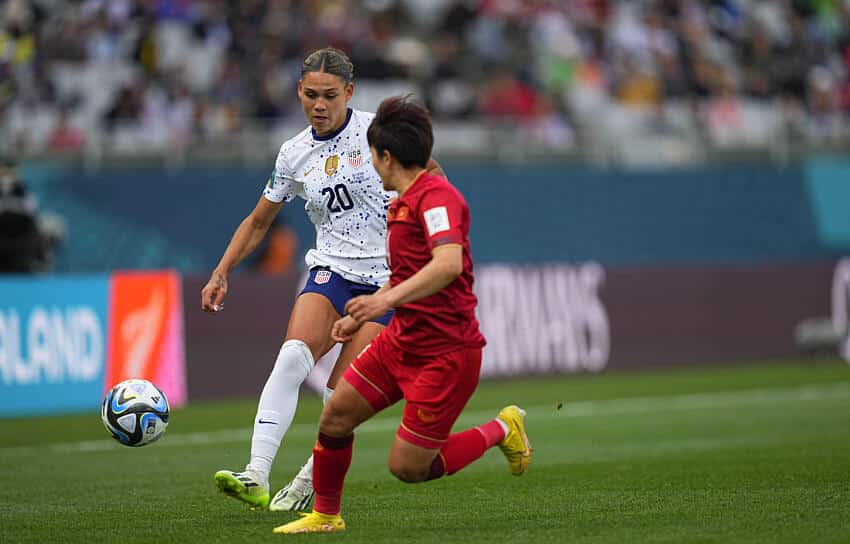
497,405,532,476
272,511,346,534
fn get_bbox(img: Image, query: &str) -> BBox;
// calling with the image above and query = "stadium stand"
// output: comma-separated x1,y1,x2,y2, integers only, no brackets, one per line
2,0,850,164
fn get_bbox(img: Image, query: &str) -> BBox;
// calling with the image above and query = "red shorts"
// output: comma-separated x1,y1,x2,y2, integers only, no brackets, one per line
343,332,482,449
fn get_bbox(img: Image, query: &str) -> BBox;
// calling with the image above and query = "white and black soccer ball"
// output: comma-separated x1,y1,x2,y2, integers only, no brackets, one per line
101,379,170,447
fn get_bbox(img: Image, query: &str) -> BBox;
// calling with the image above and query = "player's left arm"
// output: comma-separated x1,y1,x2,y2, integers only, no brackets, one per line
343,244,462,325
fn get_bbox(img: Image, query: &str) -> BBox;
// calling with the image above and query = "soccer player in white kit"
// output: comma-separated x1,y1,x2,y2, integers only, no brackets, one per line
200,48,444,512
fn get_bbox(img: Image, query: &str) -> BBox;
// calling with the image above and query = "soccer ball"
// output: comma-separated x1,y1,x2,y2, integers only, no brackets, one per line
101,379,170,447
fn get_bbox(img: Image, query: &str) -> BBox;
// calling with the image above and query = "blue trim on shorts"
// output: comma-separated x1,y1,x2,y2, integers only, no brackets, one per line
300,267,394,326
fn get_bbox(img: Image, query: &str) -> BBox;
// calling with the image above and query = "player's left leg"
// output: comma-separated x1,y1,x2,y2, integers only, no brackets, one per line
386,404,531,482
388,347,532,482
214,292,337,509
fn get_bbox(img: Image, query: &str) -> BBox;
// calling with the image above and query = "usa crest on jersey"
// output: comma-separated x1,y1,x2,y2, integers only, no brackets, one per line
348,148,363,168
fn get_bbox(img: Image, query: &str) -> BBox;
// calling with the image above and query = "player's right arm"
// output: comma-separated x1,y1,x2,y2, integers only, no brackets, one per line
201,196,283,312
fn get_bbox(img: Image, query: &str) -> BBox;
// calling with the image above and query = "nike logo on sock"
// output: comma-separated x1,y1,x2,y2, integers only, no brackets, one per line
258,419,278,424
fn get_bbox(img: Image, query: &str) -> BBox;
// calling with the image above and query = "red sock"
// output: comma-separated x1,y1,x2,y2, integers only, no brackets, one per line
428,419,506,479
312,432,354,515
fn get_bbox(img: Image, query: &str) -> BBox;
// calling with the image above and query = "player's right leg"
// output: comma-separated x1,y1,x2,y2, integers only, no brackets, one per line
273,375,380,534
214,292,338,508
273,337,402,534
270,319,387,512
267,385,332,512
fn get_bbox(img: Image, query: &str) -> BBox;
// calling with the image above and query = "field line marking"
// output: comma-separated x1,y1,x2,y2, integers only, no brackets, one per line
1,382,848,456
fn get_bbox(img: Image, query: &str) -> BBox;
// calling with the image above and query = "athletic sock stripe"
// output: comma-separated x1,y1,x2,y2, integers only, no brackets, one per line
317,432,354,450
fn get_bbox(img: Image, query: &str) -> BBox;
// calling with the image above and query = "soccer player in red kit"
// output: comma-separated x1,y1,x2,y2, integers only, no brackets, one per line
273,96,532,534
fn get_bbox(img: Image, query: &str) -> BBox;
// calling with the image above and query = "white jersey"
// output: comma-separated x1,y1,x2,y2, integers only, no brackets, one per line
263,108,391,286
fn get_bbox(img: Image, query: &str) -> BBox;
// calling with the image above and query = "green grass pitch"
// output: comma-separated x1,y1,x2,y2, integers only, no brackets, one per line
1,359,849,543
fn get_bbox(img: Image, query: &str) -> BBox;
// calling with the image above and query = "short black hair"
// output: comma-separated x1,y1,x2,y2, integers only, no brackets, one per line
301,47,354,86
367,96,433,169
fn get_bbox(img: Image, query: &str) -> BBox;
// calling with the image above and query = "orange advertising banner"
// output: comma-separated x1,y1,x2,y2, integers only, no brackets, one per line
105,271,187,407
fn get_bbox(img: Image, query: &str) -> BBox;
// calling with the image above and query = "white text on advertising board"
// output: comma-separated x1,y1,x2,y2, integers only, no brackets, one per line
475,263,610,375
0,307,103,386
834,258,850,363
303,263,612,393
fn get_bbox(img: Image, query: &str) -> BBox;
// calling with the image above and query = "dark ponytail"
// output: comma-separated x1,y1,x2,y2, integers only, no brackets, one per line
301,47,354,85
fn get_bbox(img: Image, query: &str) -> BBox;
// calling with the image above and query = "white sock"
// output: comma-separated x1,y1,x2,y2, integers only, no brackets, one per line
292,386,334,486
294,455,314,485
248,340,313,482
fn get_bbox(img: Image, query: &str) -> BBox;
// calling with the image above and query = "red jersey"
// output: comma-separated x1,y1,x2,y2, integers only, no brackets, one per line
384,171,486,356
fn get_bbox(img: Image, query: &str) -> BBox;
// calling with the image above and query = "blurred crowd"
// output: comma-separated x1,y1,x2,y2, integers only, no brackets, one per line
4,0,850,157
